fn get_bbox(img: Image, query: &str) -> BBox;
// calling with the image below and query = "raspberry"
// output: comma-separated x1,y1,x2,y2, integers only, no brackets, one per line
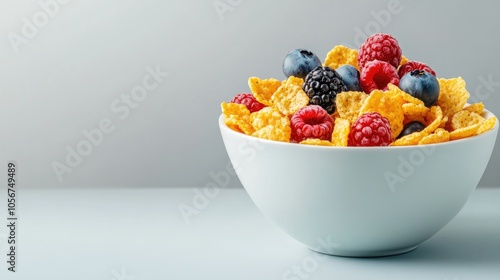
360,60,400,93
398,61,436,78
291,105,334,142
230,93,266,113
358,33,402,69
302,66,347,114
348,112,392,146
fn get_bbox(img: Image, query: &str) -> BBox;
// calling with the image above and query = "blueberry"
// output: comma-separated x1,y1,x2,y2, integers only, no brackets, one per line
397,121,426,139
336,65,362,91
282,49,322,79
399,70,440,107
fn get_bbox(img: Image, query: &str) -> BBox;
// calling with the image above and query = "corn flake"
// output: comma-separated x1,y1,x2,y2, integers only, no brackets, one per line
419,128,450,145
387,84,424,106
402,103,429,124
248,77,281,106
250,107,291,142
423,106,443,134
392,131,429,146
437,77,470,120
282,76,304,87
271,83,309,116
252,125,291,142
335,91,368,124
451,110,485,131
476,116,498,135
324,45,359,70
221,102,254,134
331,118,351,147
225,117,255,135
399,55,409,66
463,102,485,115
449,124,481,141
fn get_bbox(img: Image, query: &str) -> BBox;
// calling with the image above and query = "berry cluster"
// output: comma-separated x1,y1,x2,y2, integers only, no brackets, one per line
357,33,438,102
223,33,495,147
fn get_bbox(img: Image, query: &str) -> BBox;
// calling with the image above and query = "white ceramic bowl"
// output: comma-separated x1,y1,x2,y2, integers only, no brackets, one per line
219,110,498,257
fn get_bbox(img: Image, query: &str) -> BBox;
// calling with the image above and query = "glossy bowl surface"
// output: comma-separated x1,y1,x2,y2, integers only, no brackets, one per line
219,111,498,257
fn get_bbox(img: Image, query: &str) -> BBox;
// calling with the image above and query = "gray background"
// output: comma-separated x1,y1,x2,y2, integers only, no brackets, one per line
0,0,499,188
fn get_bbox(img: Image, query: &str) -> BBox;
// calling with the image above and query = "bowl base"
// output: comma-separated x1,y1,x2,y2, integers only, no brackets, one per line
309,245,418,258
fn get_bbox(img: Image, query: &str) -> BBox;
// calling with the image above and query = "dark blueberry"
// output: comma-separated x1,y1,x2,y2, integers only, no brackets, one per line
282,49,322,79
397,121,426,139
399,70,440,107
336,65,362,91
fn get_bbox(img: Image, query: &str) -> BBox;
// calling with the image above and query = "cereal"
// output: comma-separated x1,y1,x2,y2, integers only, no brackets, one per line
223,39,496,147
250,107,284,130
324,45,359,70
402,103,429,124
225,116,255,135
419,128,450,145
392,131,429,146
252,125,291,142
300,138,333,146
221,102,254,134
250,107,291,142
399,55,409,66
450,110,485,131
476,116,498,135
387,84,424,106
436,77,470,120
222,101,249,117
248,77,281,106
449,123,481,141
359,90,405,139
423,106,443,134
331,118,350,146
282,76,304,87
335,91,368,124
463,102,485,115
389,84,429,124
271,82,309,116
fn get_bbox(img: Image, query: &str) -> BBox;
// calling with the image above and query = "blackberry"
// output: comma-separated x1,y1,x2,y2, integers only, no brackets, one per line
302,66,347,114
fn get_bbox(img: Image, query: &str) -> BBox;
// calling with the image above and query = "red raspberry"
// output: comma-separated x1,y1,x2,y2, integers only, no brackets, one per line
360,60,399,93
348,112,392,147
358,33,402,69
291,105,334,142
398,61,436,78
230,93,266,113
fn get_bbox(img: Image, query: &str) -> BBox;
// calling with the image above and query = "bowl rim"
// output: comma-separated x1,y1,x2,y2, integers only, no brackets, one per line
219,109,498,150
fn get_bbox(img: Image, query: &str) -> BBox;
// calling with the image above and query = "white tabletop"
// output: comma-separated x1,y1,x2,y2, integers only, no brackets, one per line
1,187,499,280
